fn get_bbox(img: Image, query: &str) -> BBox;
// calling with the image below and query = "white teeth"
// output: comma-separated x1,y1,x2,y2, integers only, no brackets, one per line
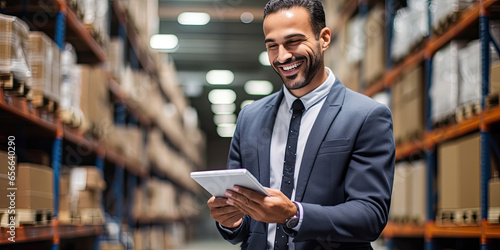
283,62,302,71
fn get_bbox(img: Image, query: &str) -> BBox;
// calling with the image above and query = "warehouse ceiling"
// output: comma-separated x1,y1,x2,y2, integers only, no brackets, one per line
158,0,282,169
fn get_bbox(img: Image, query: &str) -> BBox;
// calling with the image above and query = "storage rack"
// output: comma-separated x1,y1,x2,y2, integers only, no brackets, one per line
0,0,203,249
328,0,500,249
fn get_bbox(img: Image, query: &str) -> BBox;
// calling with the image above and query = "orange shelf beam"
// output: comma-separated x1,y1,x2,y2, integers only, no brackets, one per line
484,223,500,239
382,223,425,238
429,224,482,238
65,8,107,63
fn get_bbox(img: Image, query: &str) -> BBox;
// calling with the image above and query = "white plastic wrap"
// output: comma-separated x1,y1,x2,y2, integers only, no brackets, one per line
391,0,429,61
346,15,366,64
491,21,500,63
0,14,31,82
459,40,481,106
430,41,463,122
431,0,476,30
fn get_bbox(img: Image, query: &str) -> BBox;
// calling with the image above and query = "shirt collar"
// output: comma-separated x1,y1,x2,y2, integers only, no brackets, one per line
283,67,336,112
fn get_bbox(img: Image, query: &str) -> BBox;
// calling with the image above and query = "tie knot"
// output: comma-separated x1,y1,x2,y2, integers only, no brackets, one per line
292,99,304,113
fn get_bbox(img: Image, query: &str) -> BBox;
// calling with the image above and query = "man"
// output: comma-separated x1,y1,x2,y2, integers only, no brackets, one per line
207,0,395,249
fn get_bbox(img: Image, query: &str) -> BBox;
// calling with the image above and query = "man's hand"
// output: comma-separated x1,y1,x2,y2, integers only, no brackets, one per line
225,186,296,224
207,196,245,229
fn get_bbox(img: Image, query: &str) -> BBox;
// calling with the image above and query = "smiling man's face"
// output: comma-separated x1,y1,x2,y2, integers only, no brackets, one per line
264,6,329,97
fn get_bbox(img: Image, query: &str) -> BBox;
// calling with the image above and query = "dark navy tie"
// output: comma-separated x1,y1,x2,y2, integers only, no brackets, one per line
274,99,304,250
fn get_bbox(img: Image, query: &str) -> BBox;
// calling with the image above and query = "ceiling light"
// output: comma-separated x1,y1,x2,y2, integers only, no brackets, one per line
214,114,237,125
208,89,236,105
240,12,254,23
150,34,178,50
259,51,271,66
178,12,210,25
206,70,234,85
241,100,254,109
217,123,236,138
244,80,273,95
211,104,236,114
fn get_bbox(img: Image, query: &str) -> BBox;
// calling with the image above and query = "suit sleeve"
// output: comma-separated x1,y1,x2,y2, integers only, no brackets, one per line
216,107,251,244
295,104,395,243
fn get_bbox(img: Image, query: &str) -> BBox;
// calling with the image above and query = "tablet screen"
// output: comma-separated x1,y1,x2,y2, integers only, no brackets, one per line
190,169,269,197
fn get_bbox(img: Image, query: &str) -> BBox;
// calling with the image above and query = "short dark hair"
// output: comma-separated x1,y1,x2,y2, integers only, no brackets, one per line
263,0,326,39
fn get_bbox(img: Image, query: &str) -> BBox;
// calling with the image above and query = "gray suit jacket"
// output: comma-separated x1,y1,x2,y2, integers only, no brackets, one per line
218,79,395,250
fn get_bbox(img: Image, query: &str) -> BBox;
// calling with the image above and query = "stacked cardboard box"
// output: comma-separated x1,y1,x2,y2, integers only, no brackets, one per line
0,151,17,209
390,162,410,222
489,177,500,223
17,164,53,209
147,129,196,191
491,61,500,95
389,160,427,225
408,161,426,224
69,166,105,224
438,133,481,225
0,14,30,85
133,178,180,220
107,38,125,81
363,5,386,86
79,66,113,138
391,66,425,143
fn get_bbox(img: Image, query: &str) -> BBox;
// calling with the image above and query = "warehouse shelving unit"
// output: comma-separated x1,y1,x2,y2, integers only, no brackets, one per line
0,0,203,249
328,0,500,249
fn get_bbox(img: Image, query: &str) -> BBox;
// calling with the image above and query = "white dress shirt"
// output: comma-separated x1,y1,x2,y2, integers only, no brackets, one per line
267,68,336,250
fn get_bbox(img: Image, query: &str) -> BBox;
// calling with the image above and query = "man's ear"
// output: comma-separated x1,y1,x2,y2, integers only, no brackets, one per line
320,27,331,51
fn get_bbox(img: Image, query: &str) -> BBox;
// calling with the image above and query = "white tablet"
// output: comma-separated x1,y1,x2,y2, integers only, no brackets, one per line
190,169,269,197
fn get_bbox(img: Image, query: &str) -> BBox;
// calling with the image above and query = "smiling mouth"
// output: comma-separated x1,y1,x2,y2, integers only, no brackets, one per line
279,61,303,75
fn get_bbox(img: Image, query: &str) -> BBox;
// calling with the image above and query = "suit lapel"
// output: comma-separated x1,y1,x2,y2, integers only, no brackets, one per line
295,78,346,201
257,90,283,187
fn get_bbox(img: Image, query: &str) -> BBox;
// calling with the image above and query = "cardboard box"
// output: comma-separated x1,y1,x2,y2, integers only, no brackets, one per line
438,133,480,211
28,32,52,107
409,160,427,224
0,151,17,208
59,195,70,211
390,163,410,221
363,4,385,86
17,163,53,209
17,190,53,209
60,174,70,196
401,66,425,139
491,61,500,94
0,14,30,83
17,163,53,193
87,67,113,138
76,190,101,209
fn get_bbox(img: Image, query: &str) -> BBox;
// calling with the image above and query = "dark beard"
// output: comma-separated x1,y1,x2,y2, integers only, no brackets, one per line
273,47,323,91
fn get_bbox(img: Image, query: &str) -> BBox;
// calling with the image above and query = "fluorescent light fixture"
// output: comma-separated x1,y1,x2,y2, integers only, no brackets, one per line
211,103,236,114
214,114,237,125
244,80,273,95
241,100,254,109
206,70,234,85
150,34,179,50
217,123,236,138
208,89,236,105
240,12,254,23
259,51,271,66
178,12,210,25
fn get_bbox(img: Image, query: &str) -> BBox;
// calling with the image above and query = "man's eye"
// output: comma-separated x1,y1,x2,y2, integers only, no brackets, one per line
267,44,278,49
288,40,301,45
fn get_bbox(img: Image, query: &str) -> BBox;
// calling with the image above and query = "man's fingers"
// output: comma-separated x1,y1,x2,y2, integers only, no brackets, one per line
227,197,259,218
220,212,244,226
233,186,265,203
208,196,229,208
210,205,240,217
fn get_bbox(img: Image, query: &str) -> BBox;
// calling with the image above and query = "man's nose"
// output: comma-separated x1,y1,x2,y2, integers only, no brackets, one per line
277,45,293,64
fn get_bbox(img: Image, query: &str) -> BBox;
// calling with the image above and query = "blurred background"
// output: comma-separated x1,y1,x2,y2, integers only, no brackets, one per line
0,0,500,249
